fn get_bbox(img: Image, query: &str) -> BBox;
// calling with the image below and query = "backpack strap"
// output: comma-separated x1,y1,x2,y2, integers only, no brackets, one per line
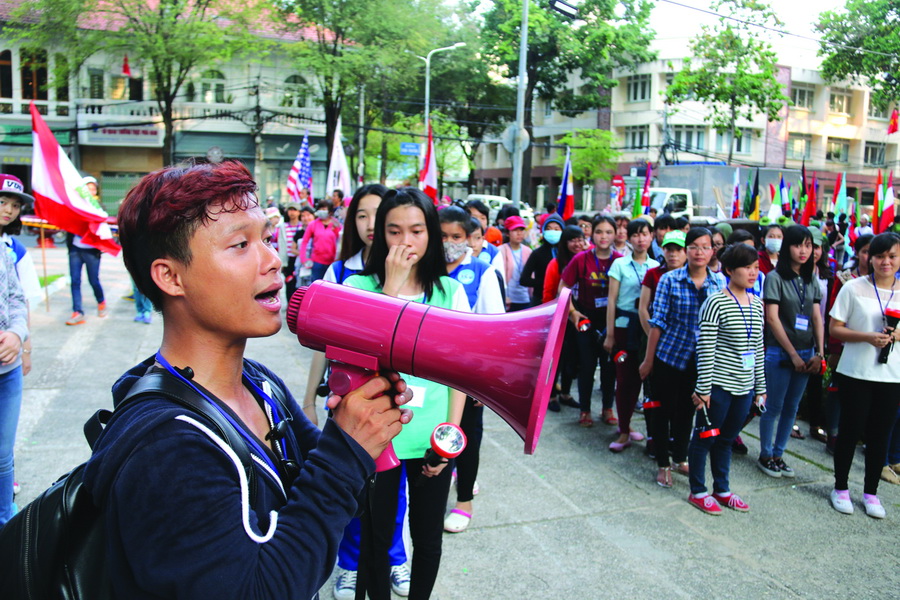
83,371,258,502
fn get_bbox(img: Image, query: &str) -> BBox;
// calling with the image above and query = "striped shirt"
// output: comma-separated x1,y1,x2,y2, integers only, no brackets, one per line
694,291,766,397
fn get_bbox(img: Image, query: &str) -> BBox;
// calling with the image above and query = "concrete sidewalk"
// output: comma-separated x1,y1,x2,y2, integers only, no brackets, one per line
14,242,899,599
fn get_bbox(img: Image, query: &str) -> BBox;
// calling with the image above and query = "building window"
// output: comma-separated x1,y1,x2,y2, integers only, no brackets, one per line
826,137,851,163
791,83,814,110
868,101,889,120
627,74,651,102
0,50,12,99
110,76,127,100
88,68,104,99
829,88,852,114
54,54,69,102
544,100,552,117
201,70,227,104
282,74,307,108
21,49,48,101
716,129,752,154
865,142,886,166
542,137,551,159
129,77,143,101
672,125,705,152
787,133,812,160
624,125,649,149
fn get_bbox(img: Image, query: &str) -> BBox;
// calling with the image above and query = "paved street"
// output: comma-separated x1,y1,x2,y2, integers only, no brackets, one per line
14,241,899,599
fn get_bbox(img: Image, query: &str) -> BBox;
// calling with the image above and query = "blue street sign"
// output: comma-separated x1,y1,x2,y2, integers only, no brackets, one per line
399,142,421,156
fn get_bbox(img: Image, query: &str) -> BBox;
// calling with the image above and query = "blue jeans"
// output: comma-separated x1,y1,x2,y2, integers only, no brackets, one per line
69,247,104,314
759,346,814,458
133,282,153,316
310,261,330,283
688,386,753,495
0,366,23,525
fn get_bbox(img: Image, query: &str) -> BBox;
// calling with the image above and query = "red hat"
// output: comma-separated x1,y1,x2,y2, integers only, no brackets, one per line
504,215,527,231
0,174,34,204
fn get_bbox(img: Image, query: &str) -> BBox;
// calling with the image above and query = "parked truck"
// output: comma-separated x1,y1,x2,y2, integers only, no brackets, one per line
645,164,801,219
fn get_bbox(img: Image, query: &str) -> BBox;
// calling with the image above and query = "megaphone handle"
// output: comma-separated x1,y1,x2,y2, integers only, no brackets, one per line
328,364,402,473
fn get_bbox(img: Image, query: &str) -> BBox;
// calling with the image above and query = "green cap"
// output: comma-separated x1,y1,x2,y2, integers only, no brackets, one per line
662,230,686,248
715,222,733,239
808,226,824,246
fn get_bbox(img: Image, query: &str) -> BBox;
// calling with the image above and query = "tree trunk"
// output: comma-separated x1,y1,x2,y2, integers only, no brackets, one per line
380,135,388,184
728,101,737,166
162,101,175,166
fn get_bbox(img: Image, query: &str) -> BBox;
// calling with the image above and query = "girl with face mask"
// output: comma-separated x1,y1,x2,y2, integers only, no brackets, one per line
298,201,341,283
520,214,564,308
758,225,783,275
438,206,504,535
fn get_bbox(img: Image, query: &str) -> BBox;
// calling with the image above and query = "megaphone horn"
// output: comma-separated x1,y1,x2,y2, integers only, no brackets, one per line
286,280,570,455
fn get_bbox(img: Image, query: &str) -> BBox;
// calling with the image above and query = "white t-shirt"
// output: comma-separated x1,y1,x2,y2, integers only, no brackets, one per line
831,276,900,382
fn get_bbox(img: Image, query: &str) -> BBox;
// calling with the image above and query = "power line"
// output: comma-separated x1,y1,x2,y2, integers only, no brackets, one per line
657,0,897,59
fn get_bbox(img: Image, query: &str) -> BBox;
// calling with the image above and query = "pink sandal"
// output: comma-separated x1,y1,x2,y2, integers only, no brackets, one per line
443,509,472,533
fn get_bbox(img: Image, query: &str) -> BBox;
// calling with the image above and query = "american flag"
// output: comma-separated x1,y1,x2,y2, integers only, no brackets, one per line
286,131,313,205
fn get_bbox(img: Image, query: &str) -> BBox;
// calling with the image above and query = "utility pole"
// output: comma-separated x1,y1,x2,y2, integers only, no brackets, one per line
511,0,530,208
358,85,365,188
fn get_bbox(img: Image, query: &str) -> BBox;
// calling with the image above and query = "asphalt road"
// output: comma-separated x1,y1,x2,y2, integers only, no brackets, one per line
14,244,899,599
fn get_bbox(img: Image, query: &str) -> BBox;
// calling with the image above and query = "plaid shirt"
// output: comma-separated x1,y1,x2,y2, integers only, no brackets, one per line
649,266,725,370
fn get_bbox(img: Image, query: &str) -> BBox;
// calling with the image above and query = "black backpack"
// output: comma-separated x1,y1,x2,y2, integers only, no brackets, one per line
0,371,260,600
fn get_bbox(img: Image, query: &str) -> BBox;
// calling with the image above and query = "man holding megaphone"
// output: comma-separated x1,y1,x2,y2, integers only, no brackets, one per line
81,160,414,599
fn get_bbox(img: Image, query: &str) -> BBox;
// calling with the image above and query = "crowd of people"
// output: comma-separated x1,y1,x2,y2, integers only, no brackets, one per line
1,161,898,599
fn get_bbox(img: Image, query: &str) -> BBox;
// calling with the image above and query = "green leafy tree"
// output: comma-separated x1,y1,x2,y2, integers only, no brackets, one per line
556,129,620,182
279,0,446,163
665,0,789,165
481,0,655,203
817,0,900,111
12,0,259,163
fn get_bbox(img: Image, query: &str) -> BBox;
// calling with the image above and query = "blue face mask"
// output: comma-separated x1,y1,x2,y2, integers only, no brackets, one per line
543,229,562,245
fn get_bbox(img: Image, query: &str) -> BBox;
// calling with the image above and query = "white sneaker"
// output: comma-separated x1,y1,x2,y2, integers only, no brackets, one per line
332,569,357,600
864,495,886,519
390,563,411,597
830,489,853,515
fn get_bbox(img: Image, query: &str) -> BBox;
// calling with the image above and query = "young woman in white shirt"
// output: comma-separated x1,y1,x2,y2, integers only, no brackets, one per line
828,232,900,519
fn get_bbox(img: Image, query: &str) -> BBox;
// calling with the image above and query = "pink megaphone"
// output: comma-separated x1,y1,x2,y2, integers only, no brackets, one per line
286,280,570,468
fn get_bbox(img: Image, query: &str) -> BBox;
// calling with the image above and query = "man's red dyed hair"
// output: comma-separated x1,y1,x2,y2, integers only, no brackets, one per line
118,160,258,310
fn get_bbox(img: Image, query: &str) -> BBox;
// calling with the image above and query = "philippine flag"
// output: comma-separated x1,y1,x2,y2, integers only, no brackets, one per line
30,102,119,255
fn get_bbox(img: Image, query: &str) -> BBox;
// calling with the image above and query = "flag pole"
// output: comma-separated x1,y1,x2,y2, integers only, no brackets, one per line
39,226,49,311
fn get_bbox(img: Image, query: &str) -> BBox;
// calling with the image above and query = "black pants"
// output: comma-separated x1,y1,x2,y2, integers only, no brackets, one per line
455,397,483,503
575,326,615,414
553,322,578,397
834,374,900,495
803,372,825,431
650,359,698,468
283,256,298,301
367,458,452,600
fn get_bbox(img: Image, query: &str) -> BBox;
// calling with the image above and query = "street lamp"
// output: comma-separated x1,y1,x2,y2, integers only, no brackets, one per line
418,42,466,128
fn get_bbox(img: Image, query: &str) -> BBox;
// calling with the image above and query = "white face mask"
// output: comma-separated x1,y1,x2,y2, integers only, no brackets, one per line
543,229,562,245
765,238,782,254
443,240,469,263
314,210,329,220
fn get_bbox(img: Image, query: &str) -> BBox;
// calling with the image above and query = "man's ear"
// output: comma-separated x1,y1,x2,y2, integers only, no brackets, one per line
150,258,185,299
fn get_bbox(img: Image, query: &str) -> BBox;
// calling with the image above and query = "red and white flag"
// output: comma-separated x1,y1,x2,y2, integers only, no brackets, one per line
880,171,895,234
419,121,438,204
30,102,120,255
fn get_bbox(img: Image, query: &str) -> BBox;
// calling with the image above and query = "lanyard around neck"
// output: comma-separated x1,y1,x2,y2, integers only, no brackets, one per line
155,351,287,474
